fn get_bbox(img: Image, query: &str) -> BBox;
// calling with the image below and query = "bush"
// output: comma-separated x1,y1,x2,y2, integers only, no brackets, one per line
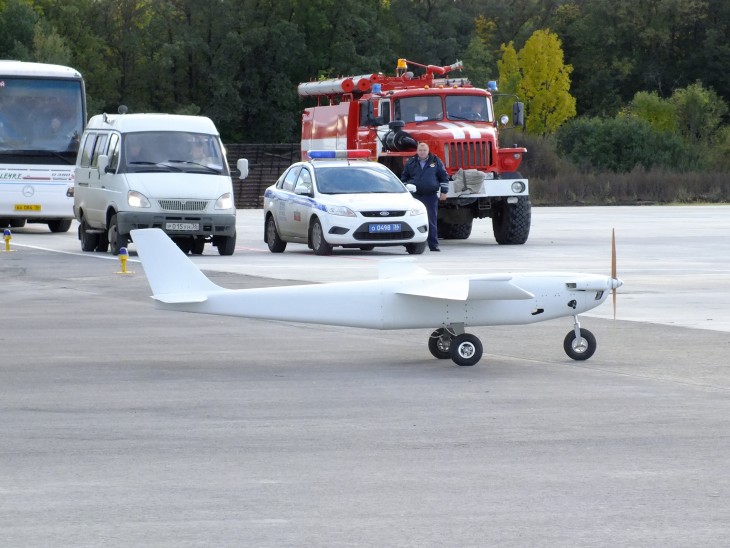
555,117,700,173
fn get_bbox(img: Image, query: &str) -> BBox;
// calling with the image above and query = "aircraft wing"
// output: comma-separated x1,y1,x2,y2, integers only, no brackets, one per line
396,274,534,301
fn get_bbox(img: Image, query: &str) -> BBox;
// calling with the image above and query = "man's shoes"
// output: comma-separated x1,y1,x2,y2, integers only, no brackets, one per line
430,246,441,252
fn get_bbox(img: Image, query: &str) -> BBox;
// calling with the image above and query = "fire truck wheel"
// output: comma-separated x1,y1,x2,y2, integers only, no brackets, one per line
266,215,287,253
449,222,472,240
405,242,426,254
310,218,333,255
492,196,531,245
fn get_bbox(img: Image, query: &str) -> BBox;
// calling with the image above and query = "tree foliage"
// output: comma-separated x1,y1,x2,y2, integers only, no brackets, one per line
516,29,576,135
0,0,728,164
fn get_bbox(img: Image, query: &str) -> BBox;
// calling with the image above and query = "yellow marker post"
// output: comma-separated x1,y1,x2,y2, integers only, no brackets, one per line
116,246,134,274
2,228,15,252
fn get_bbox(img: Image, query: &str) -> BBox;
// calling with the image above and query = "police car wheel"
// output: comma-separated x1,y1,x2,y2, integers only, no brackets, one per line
310,219,332,255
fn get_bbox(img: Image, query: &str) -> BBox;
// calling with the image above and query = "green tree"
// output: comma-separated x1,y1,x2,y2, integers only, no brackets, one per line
621,91,676,133
670,82,728,144
495,41,521,122
517,29,576,135
0,0,38,59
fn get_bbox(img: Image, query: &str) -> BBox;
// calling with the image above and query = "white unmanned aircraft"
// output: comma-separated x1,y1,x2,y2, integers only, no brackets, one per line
131,228,623,367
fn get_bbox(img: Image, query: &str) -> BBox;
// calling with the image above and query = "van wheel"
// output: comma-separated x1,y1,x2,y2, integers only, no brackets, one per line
48,219,72,233
216,233,236,256
108,214,128,255
95,230,109,253
79,219,99,252
175,238,193,254
191,238,205,255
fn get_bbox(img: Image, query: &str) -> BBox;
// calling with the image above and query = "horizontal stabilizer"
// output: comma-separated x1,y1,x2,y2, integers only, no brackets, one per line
378,258,430,280
152,293,209,304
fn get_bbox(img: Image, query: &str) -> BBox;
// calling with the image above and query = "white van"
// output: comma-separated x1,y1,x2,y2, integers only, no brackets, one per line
73,112,248,255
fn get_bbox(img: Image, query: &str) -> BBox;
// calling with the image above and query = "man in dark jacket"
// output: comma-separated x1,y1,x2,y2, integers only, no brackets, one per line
401,142,449,251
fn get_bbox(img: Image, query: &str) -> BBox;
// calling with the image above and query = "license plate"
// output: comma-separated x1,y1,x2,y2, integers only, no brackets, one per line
14,204,41,211
369,223,401,233
166,222,199,231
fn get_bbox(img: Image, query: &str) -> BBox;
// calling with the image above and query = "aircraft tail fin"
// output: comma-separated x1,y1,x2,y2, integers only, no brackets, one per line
130,228,222,304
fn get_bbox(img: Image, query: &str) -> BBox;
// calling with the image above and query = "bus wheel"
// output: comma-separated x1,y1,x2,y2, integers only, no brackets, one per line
49,219,72,233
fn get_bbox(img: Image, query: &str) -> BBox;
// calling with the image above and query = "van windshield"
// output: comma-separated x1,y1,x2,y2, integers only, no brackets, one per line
121,131,226,174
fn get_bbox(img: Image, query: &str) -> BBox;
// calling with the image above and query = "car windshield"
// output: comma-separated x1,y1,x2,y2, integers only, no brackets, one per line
122,131,226,174
315,166,406,194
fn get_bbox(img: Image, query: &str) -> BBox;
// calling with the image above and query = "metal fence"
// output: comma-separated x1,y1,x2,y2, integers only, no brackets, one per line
226,143,300,209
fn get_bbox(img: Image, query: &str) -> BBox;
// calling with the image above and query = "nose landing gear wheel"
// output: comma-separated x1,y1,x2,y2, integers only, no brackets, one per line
450,333,483,366
563,328,596,360
428,328,453,359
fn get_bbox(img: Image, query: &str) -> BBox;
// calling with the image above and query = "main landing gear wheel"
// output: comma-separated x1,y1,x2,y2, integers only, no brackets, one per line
428,328,453,359
450,333,483,366
563,328,597,361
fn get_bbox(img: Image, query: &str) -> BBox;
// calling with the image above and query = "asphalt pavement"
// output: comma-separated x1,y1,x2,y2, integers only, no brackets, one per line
2,206,729,546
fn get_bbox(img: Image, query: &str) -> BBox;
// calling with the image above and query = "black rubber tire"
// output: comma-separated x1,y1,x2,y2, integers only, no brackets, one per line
79,219,98,252
191,238,205,255
216,233,236,256
310,218,332,255
48,219,72,233
492,196,531,245
449,221,472,240
405,241,426,254
450,333,483,366
95,229,109,252
428,328,453,359
563,328,597,361
108,214,128,255
359,245,375,251
266,215,287,253
175,238,193,254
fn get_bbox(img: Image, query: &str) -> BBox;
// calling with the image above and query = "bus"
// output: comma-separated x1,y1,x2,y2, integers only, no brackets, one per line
0,61,87,232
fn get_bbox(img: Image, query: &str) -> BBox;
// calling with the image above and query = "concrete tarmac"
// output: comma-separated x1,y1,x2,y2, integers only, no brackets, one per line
2,206,730,546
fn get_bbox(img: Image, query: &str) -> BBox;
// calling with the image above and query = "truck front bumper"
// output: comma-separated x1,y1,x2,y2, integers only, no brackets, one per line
116,211,236,238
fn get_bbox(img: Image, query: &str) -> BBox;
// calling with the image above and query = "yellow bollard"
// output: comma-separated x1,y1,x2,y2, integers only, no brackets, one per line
116,246,134,274
2,228,15,253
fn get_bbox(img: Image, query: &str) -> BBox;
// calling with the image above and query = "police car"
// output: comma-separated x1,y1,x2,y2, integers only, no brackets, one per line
263,150,429,255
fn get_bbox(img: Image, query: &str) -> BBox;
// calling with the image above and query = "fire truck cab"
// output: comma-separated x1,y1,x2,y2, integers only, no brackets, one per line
299,59,531,245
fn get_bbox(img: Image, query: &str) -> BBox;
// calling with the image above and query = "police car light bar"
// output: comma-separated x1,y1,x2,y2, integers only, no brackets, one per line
308,150,371,160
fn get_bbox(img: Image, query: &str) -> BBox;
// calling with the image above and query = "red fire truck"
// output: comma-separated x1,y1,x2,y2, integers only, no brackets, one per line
299,59,531,244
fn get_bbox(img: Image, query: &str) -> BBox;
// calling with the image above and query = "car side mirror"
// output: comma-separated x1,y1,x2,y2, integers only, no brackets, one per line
405,183,417,193
513,101,525,129
237,158,249,180
97,154,109,173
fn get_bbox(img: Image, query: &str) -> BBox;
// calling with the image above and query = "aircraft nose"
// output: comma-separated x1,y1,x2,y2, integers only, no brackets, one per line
611,277,623,289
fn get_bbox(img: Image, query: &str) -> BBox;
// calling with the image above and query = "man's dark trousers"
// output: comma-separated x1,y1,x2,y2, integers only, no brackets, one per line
415,192,439,250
